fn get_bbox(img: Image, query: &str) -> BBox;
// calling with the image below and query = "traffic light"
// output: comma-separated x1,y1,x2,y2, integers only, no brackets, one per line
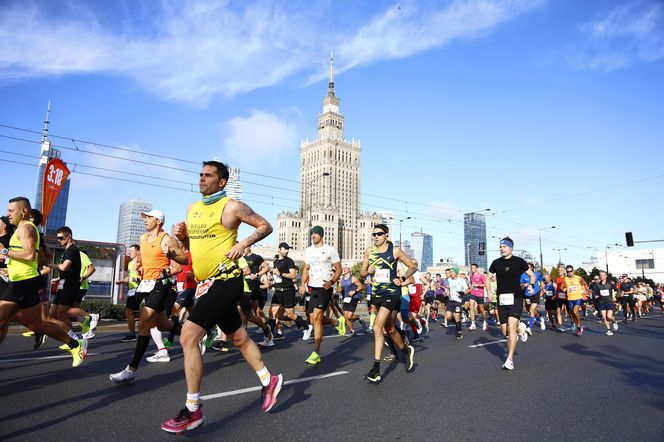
626,232,634,247
478,242,485,256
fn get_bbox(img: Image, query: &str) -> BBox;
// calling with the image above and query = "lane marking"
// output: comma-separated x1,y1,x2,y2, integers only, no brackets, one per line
0,353,100,363
201,371,349,401
468,340,507,348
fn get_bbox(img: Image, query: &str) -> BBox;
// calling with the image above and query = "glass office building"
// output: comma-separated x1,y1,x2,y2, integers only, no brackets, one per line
464,212,487,269
411,231,433,272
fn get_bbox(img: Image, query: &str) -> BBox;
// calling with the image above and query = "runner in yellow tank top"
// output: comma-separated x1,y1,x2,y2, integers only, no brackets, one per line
0,196,87,367
562,265,588,336
160,161,283,434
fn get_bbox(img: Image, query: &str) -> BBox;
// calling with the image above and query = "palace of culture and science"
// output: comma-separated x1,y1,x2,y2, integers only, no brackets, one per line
276,54,383,262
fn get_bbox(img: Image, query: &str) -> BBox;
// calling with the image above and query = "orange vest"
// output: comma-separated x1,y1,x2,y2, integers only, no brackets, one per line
140,231,170,280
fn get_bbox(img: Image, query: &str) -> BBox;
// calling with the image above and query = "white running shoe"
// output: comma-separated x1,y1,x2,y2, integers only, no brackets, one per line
199,335,207,355
82,330,95,339
468,322,476,331
423,320,429,334
258,337,275,347
147,351,170,363
415,320,423,335
525,327,533,336
605,330,614,336
482,321,487,331
502,358,514,370
612,322,619,331
539,317,546,331
517,322,528,343
110,366,136,383
302,325,313,341
89,313,100,331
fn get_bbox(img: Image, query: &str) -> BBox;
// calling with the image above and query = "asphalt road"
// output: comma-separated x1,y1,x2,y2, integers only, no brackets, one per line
2,312,664,441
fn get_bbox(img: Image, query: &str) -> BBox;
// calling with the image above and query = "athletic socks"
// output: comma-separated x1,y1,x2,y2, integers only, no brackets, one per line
129,335,150,370
528,317,535,329
369,313,376,329
67,330,78,340
186,393,201,412
68,338,79,349
294,316,308,329
150,327,166,351
455,319,461,333
256,366,271,387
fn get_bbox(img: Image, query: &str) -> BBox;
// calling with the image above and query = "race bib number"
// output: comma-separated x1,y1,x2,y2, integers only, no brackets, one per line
600,289,610,298
127,288,137,297
195,280,213,299
273,274,282,284
177,282,184,292
558,292,567,299
568,285,578,293
374,269,390,284
499,293,515,306
545,290,553,297
343,296,352,303
137,280,156,293
57,279,64,290
408,285,417,294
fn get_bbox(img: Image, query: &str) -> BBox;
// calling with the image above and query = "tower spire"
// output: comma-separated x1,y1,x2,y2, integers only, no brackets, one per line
328,50,334,96
41,100,51,144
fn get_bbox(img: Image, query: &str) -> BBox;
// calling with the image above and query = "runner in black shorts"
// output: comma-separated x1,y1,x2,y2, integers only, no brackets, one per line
488,237,534,370
340,265,366,335
360,224,417,384
445,268,469,340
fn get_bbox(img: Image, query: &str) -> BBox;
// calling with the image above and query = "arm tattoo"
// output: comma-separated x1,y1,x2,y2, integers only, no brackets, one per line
245,224,272,245
238,202,256,218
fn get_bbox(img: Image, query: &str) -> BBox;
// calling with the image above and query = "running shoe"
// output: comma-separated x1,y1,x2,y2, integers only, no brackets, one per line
264,324,273,341
557,325,566,333
525,327,533,336
612,322,619,331
33,333,47,350
161,406,205,434
22,330,35,337
358,317,366,330
570,323,577,332
273,332,285,340
70,338,88,367
302,325,314,340
539,317,546,331
82,330,95,339
576,327,583,337
80,316,92,335
423,320,429,334
482,321,488,331
147,351,171,363
210,341,229,352
606,330,614,336
364,367,382,384
403,345,415,372
89,313,100,331
120,333,137,342
261,374,283,412
517,322,528,343
383,352,396,362
455,331,463,340
336,318,346,336
204,328,218,349
502,358,514,370
199,335,207,355
163,338,173,348
305,351,321,365
59,342,71,351
468,322,476,331
110,366,136,383
415,320,423,335
258,337,274,347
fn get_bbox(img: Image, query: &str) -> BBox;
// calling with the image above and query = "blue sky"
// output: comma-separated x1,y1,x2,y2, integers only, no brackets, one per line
1,0,663,267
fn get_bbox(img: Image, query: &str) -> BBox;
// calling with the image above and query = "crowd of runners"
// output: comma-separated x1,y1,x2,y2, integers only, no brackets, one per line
2,161,664,434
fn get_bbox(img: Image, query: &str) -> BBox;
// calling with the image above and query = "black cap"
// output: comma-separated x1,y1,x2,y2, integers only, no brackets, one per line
278,242,291,250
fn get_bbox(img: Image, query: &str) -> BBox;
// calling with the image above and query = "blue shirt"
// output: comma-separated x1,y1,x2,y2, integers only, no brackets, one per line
520,271,543,296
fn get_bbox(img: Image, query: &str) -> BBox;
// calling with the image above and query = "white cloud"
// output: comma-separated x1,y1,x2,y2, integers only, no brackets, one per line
0,0,542,106
567,1,664,71
220,110,299,169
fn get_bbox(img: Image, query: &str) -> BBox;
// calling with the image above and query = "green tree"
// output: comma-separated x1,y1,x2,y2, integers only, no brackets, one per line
351,262,362,280
575,267,590,283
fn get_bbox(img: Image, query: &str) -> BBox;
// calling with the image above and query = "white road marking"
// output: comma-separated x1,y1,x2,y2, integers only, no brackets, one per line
0,353,100,363
468,340,507,348
201,371,350,401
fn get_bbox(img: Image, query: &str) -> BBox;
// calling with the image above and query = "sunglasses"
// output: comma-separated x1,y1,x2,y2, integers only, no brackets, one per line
566,270,574,273
371,232,386,237
56,236,66,241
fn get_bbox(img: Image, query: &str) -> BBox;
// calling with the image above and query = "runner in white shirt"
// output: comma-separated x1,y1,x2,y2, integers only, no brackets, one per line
299,225,342,365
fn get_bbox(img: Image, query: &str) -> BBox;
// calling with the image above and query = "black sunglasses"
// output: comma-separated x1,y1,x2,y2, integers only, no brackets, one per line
56,236,66,241
371,232,386,237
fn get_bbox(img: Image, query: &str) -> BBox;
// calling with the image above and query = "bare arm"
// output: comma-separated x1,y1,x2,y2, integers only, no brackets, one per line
323,261,342,290
81,264,96,280
299,263,310,295
394,247,417,286
352,275,365,293
49,259,72,272
225,201,273,260
162,233,188,265
2,223,36,262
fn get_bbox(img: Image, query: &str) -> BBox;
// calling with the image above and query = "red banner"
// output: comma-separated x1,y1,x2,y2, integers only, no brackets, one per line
41,158,70,224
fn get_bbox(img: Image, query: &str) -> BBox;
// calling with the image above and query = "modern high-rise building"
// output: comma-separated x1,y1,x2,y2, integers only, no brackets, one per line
226,167,243,201
277,53,382,260
116,198,153,249
464,212,487,269
34,102,70,235
411,231,433,272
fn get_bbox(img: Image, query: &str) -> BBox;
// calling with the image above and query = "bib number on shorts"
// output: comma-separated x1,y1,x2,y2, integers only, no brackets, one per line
499,293,515,306
195,279,213,299
558,292,567,299
127,288,137,297
57,279,64,290
137,279,156,293
343,296,352,303
374,269,390,284
545,290,553,297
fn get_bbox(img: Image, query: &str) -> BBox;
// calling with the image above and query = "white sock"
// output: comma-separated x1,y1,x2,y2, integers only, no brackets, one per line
150,327,165,351
185,393,200,412
67,330,78,340
256,366,271,387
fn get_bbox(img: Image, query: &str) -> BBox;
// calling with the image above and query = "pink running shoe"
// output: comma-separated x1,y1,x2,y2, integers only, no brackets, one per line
575,327,583,337
261,374,284,412
160,406,205,434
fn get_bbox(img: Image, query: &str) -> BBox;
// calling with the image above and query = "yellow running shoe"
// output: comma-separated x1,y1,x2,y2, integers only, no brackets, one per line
70,338,88,367
336,318,346,336
305,351,321,365
22,330,35,337
59,343,71,351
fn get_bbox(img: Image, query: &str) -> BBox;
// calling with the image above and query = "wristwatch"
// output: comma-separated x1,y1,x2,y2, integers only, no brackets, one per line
1,248,8,256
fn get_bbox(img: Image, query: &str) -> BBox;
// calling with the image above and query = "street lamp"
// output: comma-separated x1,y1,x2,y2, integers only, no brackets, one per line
538,226,555,272
398,216,412,249
553,248,566,264
307,172,330,246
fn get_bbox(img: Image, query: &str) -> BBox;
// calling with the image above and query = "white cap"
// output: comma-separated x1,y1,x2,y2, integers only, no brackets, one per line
141,209,165,225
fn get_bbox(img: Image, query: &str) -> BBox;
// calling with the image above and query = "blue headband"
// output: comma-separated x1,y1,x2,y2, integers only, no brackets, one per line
500,239,514,248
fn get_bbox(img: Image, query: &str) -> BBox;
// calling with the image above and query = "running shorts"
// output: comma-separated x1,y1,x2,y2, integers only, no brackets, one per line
187,276,243,335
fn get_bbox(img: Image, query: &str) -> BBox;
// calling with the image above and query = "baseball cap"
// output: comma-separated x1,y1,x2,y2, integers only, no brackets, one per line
141,209,165,224
278,242,291,249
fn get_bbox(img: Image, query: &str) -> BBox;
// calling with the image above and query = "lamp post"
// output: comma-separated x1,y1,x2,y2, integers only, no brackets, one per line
538,226,555,272
553,248,566,264
307,172,330,246
398,216,412,250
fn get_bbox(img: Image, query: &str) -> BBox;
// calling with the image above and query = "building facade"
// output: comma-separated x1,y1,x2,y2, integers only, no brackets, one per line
116,198,153,249
597,247,664,283
226,167,243,201
411,231,434,272
464,212,487,269
276,53,382,260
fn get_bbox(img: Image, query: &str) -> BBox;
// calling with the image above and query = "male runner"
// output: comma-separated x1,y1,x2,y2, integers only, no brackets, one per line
405,259,428,339
360,223,416,384
269,242,310,340
0,197,87,366
489,237,534,370
161,161,282,433
299,225,342,365
543,274,558,330
27,209,53,348
78,250,98,338
469,263,488,331
554,265,567,332
241,247,273,346
110,209,188,382
618,275,636,323
445,267,470,339
593,270,618,335
340,264,366,335
116,244,142,342
521,262,544,335
561,265,588,336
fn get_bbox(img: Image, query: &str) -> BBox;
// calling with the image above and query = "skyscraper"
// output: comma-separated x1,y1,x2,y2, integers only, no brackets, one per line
277,52,381,260
116,198,153,249
464,212,487,269
411,231,433,272
34,102,70,235
225,167,243,200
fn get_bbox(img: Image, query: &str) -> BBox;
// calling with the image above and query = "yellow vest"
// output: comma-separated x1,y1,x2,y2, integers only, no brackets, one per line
564,275,584,301
7,221,40,282
128,259,140,289
187,197,240,281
